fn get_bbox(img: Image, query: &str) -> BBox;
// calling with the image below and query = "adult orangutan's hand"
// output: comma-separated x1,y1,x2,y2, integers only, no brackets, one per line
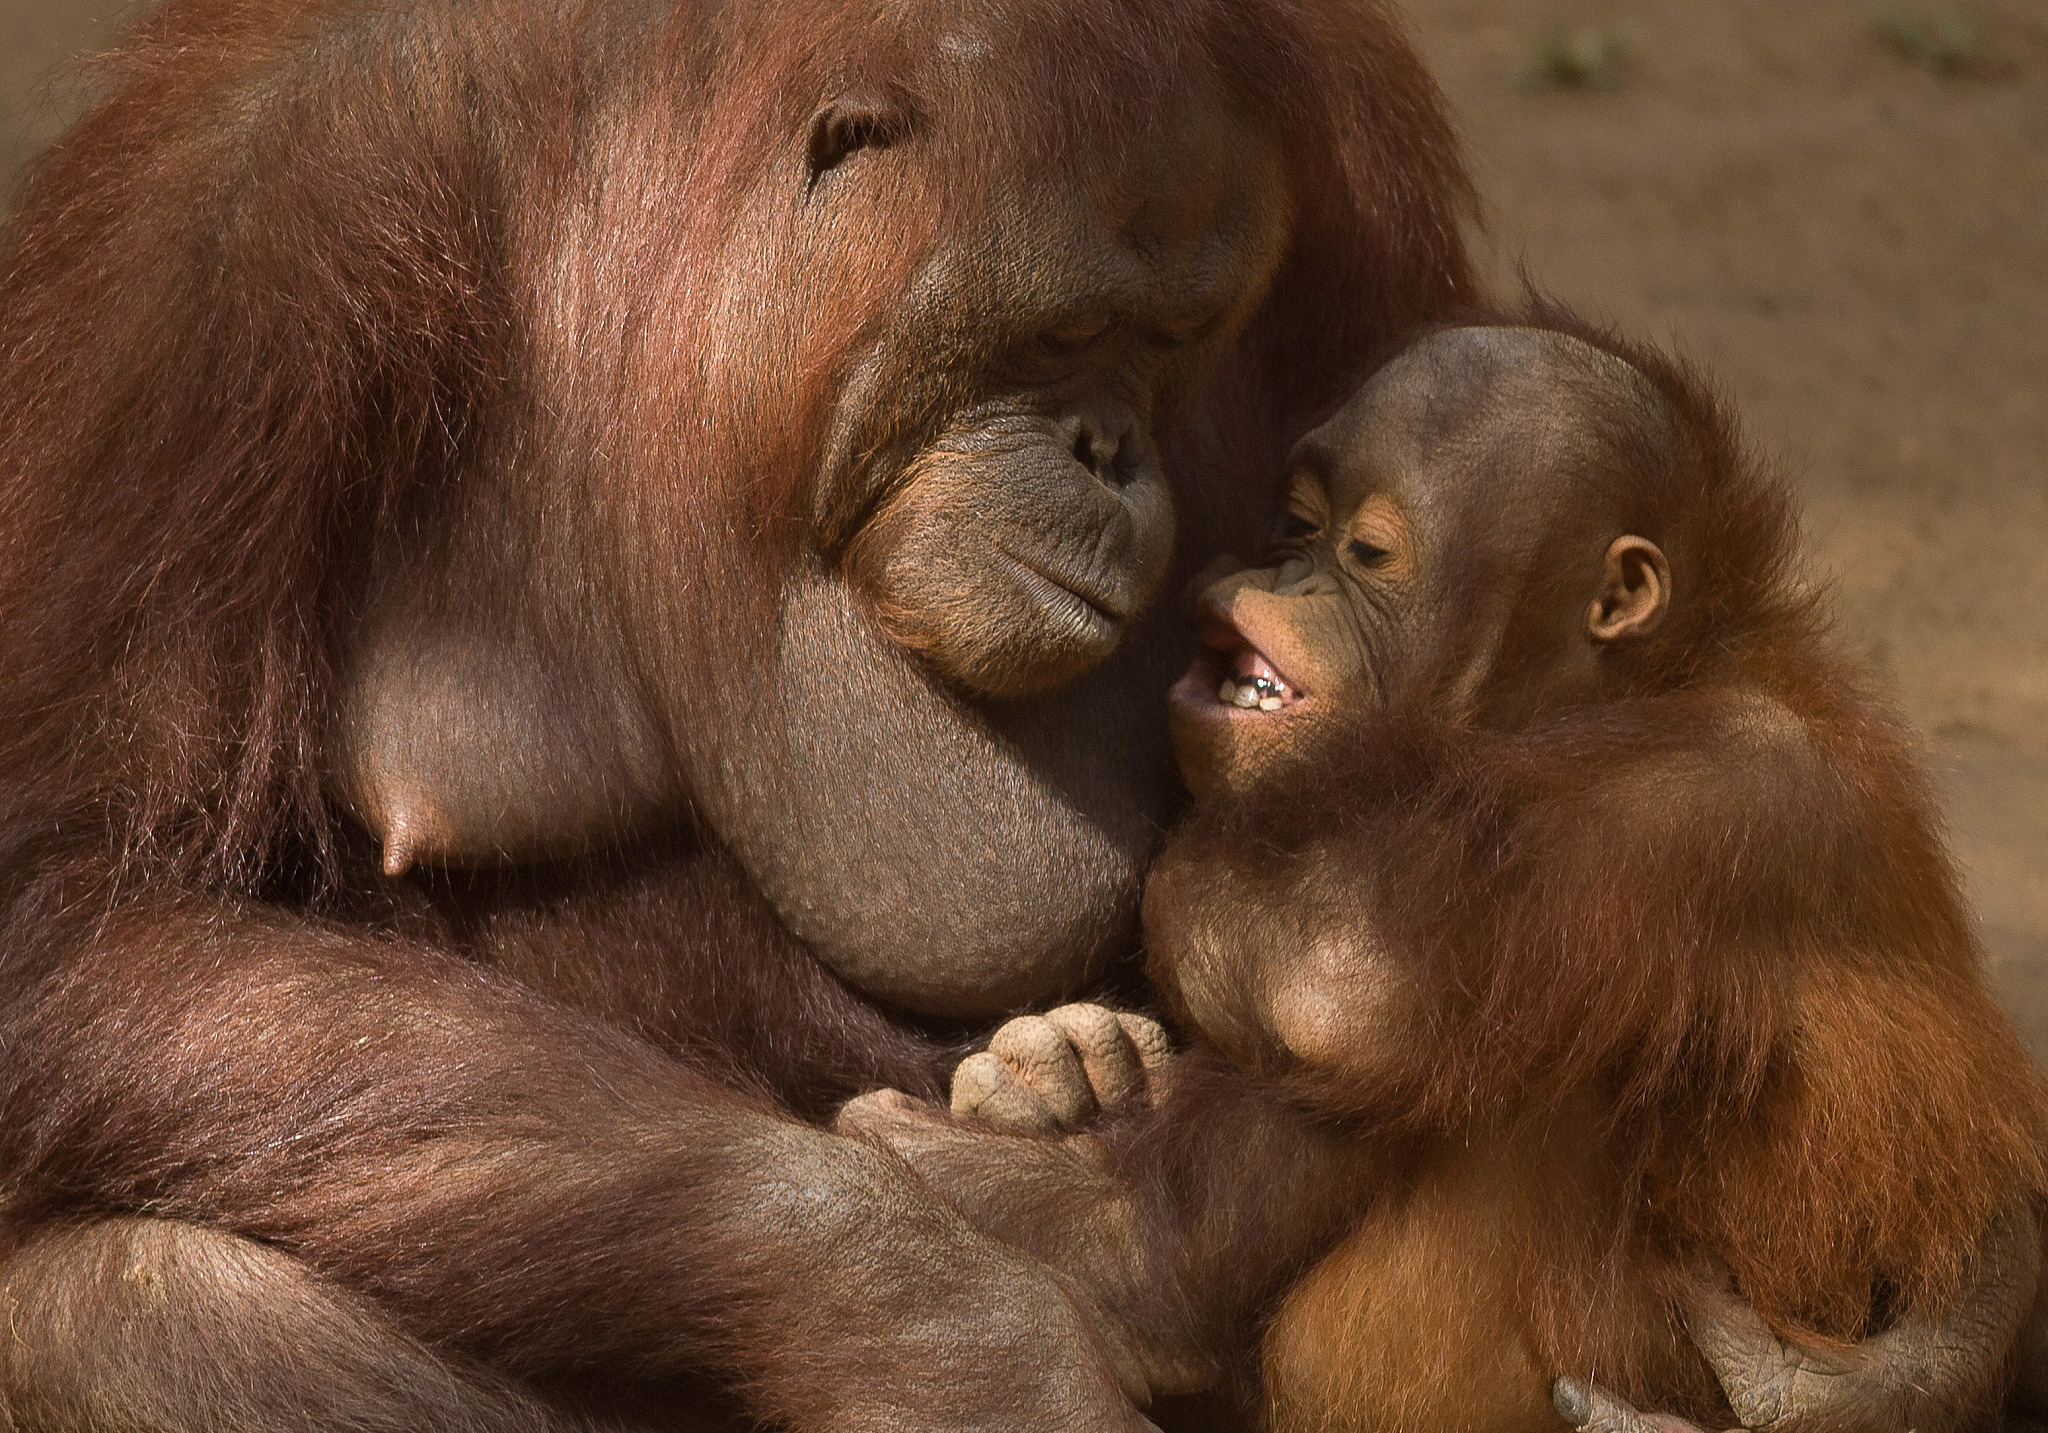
1557,1205,2042,1433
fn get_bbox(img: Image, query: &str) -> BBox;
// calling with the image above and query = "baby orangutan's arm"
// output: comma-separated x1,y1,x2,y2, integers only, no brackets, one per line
838,1009,1383,1405
906,1010,2048,1433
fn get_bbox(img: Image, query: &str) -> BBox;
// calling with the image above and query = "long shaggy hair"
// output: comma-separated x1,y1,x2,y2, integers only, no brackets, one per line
0,0,1474,906
1153,308,2045,1399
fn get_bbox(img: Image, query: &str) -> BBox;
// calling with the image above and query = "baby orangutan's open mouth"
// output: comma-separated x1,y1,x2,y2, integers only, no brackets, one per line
1215,645,1298,711
1171,606,1308,717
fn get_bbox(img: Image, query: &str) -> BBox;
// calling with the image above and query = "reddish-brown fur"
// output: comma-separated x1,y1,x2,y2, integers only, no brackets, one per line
1167,313,2048,1426
0,0,1477,1427
855,311,2048,1432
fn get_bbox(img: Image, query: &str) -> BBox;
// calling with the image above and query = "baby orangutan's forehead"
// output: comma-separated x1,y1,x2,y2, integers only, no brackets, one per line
1310,325,1672,523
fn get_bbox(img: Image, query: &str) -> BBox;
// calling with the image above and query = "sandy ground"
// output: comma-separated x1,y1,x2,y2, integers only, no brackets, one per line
6,0,2048,1052
1398,0,2048,1053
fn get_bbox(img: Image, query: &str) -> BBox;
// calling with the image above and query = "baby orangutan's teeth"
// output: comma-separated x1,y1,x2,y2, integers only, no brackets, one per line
1218,672,1288,711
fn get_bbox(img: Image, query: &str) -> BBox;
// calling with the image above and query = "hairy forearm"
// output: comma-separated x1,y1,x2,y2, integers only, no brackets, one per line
841,1098,1208,1394
0,905,1135,1429
1103,1059,1388,1355
844,1054,1385,1397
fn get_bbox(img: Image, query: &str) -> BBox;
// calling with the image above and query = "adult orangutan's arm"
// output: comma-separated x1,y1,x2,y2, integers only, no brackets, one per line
0,908,1153,1433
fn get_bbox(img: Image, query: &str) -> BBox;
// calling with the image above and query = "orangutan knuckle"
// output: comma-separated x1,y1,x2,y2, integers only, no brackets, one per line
1045,1001,1122,1054
1113,1011,1172,1068
989,1015,1063,1067
835,1088,918,1137
1041,1003,1146,1106
951,1051,1060,1134
950,1051,1011,1115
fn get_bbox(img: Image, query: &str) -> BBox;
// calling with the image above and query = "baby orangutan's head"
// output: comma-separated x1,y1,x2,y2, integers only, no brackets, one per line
1168,323,1684,802
1151,320,1730,1086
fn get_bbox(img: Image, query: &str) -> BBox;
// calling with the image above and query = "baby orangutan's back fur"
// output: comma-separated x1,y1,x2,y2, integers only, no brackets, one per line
1145,312,2048,1432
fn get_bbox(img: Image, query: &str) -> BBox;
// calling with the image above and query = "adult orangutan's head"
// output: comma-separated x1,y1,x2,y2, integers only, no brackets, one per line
816,87,1284,699
314,0,1473,1013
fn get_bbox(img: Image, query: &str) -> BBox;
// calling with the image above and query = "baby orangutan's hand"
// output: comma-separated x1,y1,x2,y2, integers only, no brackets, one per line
950,1004,1173,1134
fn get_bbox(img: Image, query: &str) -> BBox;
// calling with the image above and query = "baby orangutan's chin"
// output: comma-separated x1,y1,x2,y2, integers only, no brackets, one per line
1167,695,1290,799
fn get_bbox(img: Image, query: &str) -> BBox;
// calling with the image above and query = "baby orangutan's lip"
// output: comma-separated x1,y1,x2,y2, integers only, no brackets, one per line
1169,600,1308,718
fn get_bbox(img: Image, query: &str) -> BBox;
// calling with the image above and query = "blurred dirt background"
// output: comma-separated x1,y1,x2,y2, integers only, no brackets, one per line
6,0,2047,1051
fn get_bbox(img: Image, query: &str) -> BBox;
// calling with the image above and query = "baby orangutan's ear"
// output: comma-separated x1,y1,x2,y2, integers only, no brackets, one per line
1587,535,1671,644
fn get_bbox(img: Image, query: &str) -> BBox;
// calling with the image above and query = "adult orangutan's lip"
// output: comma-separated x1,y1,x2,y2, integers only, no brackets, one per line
995,545,1130,627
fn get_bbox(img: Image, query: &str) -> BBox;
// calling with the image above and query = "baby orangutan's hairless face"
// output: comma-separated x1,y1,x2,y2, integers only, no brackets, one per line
1168,324,1678,802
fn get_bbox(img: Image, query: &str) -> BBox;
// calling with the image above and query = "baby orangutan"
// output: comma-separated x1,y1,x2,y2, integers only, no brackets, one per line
841,316,2048,1433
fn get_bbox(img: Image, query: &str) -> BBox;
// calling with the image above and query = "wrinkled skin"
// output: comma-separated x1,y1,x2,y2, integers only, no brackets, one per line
1167,324,1676,807
334,59,1294,1016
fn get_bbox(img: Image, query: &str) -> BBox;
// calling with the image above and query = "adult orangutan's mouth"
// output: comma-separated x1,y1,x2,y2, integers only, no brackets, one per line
996,545,1131,631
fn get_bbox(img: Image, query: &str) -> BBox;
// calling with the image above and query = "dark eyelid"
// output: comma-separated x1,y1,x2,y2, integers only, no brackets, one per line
1145,313,1225,348
1347,539,1390,566
1039,331,1098,355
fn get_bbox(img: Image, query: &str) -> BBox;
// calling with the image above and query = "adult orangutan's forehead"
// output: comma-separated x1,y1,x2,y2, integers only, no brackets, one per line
893,86,1289,335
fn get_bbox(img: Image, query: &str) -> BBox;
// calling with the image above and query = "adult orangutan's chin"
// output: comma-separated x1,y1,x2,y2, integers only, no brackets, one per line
846,406,1177,704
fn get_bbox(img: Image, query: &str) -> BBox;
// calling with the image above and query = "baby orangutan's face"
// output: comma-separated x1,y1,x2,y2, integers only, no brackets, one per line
1167,325,1675,801
1155,326,1680,1081
1167,366,1436,800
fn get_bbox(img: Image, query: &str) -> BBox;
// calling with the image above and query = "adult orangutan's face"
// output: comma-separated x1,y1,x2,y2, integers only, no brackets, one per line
813,82,1292,699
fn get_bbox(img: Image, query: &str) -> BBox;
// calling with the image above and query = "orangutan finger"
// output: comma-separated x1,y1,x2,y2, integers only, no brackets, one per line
1688,1205,2041,1433
1551,1378,1715,1433
1113,1011,1173,1072
1859,1202,2040,1429
834,1087,934,1138
950,1049,1061,1133
1043,1003,1148,1109
1685,1268,1881,1432
988,1014,1096,1129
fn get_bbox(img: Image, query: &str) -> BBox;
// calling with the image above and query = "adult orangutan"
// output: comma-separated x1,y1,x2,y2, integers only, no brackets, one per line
845,316,2048,1433
0,0,1471,1427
